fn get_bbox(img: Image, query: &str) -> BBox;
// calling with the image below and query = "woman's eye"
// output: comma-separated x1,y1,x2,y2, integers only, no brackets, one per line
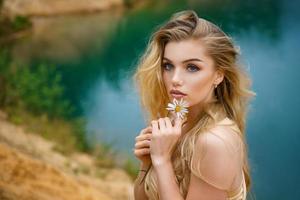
187,64,200,72
162,63,173,71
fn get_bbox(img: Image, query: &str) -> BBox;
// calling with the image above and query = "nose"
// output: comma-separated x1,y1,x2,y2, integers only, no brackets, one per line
171,68,183,86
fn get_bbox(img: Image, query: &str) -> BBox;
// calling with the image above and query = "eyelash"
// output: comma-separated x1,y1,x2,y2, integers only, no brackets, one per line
162,63,173,71
162,62,200,72
187,64,200,72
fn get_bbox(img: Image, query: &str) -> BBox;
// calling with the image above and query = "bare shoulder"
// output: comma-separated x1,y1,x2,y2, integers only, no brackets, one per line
190,118,244,191
196,118,243,155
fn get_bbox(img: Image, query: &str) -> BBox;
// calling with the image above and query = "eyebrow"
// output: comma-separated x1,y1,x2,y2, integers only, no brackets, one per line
163,57,203,63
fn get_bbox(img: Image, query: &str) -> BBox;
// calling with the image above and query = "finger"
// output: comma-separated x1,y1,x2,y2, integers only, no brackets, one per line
151,120,159,134
135,133,152,142
164,117,172,129
168,112,177,126
135,140,151,149
174,116,183,129
158,118,166,131
141,126,152,135
134,148,150,156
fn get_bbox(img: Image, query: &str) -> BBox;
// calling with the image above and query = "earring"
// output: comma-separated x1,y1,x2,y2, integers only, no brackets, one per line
214,84,218,88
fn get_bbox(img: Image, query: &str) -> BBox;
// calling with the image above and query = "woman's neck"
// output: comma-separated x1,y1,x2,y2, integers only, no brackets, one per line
182,101,223,135
181,104,202,135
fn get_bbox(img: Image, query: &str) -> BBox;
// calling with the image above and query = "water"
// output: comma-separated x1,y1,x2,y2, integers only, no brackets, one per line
5,0,300,199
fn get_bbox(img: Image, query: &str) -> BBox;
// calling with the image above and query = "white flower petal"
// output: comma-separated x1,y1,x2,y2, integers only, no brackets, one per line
183,103,189,108
173,99,178,105
180,98,183,105
166,98,189,117
166,107,175,111
167,103,175,109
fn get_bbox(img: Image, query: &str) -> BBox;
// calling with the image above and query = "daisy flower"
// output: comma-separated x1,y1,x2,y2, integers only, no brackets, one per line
166,98,189,119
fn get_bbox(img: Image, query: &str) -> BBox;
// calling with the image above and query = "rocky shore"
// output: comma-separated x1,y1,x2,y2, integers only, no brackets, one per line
0,111,134,200
2,0,124,18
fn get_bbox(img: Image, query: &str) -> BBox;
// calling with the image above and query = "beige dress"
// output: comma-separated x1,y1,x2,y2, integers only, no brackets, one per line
190,117,247,200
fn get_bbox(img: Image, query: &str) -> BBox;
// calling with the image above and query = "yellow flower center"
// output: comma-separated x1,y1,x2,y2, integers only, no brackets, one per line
175,105,181,112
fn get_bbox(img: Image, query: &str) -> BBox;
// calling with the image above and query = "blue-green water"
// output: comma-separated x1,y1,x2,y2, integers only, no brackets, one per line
7,0,300,199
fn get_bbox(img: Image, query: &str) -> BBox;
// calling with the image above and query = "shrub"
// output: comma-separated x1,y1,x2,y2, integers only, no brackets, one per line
6,64,74,118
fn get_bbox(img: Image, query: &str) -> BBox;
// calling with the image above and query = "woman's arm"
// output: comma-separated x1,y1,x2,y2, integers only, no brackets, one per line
153,160,184,200
150,117,185,200
134,162,150,200
133,126,153,200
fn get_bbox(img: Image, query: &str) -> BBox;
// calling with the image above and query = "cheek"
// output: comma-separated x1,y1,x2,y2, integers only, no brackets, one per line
187,75,214,104
162,72,171,89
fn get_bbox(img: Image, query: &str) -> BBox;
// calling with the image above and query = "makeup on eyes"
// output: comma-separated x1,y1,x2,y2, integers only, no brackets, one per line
162,61,201,72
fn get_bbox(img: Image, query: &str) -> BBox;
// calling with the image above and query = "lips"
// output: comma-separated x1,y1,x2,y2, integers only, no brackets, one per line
170,89,187,98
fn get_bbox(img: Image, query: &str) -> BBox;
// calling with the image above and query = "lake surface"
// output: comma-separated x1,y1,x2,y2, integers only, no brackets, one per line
6,0,300,199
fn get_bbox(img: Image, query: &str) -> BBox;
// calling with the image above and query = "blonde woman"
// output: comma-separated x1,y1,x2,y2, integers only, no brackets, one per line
133,10,255,200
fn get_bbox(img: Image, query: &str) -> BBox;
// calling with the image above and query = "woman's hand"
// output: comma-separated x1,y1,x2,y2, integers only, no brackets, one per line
150,117,183,167
134,126,152,167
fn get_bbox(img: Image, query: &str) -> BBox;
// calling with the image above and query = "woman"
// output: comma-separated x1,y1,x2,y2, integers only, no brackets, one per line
133,10,255,200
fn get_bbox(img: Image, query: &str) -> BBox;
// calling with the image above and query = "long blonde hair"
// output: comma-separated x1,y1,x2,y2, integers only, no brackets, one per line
133,10,255,199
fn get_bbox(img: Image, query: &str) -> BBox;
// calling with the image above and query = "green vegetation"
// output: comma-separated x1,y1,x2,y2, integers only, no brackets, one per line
93,141,118,168
122,157,139,180
0,48,88,153
0,0,26,39
7,64,74,118
11,15,31,31
92,141,139,180
0,49,139,178
0,15,31,37
123,0,136,8
0,52,91,153
0,0,31,37
7,107,91,154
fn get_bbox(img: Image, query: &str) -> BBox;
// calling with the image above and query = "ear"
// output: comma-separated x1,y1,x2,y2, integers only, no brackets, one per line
214,70,224,85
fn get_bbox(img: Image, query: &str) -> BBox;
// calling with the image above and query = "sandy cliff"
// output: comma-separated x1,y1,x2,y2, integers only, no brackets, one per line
0,111,134,200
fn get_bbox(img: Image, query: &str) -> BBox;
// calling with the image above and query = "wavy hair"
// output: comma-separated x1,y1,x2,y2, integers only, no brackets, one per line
133,10,255,199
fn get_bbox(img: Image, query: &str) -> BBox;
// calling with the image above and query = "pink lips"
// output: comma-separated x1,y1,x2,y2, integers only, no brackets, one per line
170,89,187,98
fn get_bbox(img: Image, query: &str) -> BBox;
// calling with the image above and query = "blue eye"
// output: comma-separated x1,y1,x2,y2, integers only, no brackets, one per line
187,64,200,72
162,62,173,71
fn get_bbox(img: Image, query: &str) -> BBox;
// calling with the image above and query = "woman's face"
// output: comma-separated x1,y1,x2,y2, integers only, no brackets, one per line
162,39,223,108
